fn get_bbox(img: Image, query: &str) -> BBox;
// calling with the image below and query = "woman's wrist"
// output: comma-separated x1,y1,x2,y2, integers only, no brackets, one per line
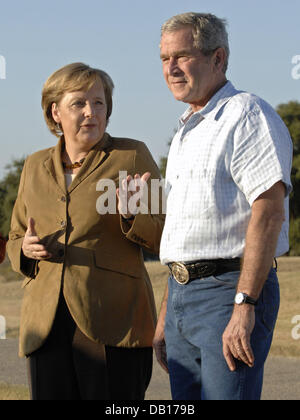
121,214,135,221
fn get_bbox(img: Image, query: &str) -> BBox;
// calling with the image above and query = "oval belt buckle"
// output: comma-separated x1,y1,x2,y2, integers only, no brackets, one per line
171,262,190,285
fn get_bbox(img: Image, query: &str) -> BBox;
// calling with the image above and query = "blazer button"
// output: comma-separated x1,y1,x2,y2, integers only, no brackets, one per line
61,196,66,202
60,220,67,229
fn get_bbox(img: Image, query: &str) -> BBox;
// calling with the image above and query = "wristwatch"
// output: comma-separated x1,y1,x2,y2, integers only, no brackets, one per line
234,292,257,306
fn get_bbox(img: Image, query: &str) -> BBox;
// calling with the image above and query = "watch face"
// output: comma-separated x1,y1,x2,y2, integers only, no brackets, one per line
235,293,244,305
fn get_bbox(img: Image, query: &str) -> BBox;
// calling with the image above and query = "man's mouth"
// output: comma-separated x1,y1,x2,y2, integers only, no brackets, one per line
171,80,187,86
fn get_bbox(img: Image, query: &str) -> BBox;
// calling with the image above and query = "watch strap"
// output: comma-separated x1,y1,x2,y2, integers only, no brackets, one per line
235,292,257,306
244,295,257,306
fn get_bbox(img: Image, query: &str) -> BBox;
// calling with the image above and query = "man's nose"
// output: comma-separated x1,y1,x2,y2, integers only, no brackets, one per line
168,57,180,76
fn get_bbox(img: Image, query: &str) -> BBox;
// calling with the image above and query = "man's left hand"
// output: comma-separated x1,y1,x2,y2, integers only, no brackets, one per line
222,305,255,371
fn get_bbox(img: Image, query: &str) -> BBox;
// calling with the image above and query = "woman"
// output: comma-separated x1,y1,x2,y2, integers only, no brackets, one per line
7,63,164,400
0,233,6,263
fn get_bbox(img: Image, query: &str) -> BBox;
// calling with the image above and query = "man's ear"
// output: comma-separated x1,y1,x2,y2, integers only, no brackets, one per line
213,48,226,70
51,102,61,123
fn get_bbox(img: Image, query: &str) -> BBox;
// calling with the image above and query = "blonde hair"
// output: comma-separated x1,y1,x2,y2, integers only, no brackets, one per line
42,62,114,137
161,12,230,73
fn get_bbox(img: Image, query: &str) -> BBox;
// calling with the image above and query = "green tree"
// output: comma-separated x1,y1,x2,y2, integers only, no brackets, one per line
158,129,177,178
289,218,300,256
277,101,300,153
159,156,168,179
276,101,300,222
276,101,300,255
0,158,25,237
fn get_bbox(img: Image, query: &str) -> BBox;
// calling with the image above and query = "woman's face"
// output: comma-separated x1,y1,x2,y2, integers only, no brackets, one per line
52,80,107,149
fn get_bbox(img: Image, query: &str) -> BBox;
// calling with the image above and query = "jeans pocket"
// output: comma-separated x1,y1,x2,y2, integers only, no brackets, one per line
259,271,280,333
211,271,240,288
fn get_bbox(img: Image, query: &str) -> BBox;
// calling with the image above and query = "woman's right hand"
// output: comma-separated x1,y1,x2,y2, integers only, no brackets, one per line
22,218,52,260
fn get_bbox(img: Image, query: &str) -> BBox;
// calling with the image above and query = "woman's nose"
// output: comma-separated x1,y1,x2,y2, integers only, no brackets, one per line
84,102,95,118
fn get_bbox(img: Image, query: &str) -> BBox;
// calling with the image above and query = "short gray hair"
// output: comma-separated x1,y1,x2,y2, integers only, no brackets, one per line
161,12,230,73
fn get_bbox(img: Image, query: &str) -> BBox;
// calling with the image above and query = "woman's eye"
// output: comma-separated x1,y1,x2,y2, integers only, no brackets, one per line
72,101,85,107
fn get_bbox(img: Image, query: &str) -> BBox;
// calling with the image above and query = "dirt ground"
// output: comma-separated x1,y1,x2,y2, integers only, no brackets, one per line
0,256,300,399
0,339,300,400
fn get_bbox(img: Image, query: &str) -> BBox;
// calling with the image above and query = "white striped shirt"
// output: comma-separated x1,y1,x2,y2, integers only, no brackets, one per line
160,81,293,265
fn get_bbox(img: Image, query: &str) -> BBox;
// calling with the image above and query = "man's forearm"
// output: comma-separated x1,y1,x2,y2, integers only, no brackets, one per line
237,182,286,300
222,182,286,371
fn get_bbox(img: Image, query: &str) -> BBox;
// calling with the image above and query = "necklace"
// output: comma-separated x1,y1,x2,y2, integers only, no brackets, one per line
62,158,85,170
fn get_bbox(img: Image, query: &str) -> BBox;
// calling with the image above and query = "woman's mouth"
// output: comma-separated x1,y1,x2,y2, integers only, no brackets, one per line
81,124,97,129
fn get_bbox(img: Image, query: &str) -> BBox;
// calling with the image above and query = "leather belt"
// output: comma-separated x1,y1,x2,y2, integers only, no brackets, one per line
169,258,241,285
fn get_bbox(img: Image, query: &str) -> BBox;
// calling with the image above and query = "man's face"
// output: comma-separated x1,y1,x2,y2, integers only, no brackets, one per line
160,26,219,112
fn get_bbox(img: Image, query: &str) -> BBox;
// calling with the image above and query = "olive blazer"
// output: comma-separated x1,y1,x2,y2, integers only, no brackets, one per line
8,133,165,357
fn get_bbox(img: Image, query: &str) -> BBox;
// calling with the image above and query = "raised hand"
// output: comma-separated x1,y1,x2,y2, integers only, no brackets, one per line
116,172,151,219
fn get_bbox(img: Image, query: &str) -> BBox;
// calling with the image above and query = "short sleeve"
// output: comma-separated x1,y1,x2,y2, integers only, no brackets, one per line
231,105,293,206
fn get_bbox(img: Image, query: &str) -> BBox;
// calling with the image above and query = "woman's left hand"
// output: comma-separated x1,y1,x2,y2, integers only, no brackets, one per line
116,172,151,219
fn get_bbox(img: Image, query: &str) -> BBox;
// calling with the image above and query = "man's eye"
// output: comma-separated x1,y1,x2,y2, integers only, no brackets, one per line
177,56,189,62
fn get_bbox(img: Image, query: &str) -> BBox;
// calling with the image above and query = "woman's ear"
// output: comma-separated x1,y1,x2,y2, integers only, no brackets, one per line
51,103,60,123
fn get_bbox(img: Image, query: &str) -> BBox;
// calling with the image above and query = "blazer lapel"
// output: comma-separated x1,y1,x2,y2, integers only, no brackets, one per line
43,137,67,194
42,134,112,195
68,133,112,193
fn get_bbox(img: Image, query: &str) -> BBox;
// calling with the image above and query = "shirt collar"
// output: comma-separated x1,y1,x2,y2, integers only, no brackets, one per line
179,81,239,126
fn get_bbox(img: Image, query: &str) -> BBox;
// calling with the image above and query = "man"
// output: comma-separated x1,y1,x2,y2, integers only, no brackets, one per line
153,12,293,400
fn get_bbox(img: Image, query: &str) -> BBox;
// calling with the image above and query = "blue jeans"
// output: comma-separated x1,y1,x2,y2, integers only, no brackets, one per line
165,269,280,400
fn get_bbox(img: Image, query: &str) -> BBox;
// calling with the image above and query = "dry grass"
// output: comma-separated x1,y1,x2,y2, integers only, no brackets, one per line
0,383,29,400
0,259,24,338
269,257,300,357
0,256,299,400
1,257,299,356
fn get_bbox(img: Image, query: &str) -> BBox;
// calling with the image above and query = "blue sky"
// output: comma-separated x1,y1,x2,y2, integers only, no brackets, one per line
0,0,299,178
